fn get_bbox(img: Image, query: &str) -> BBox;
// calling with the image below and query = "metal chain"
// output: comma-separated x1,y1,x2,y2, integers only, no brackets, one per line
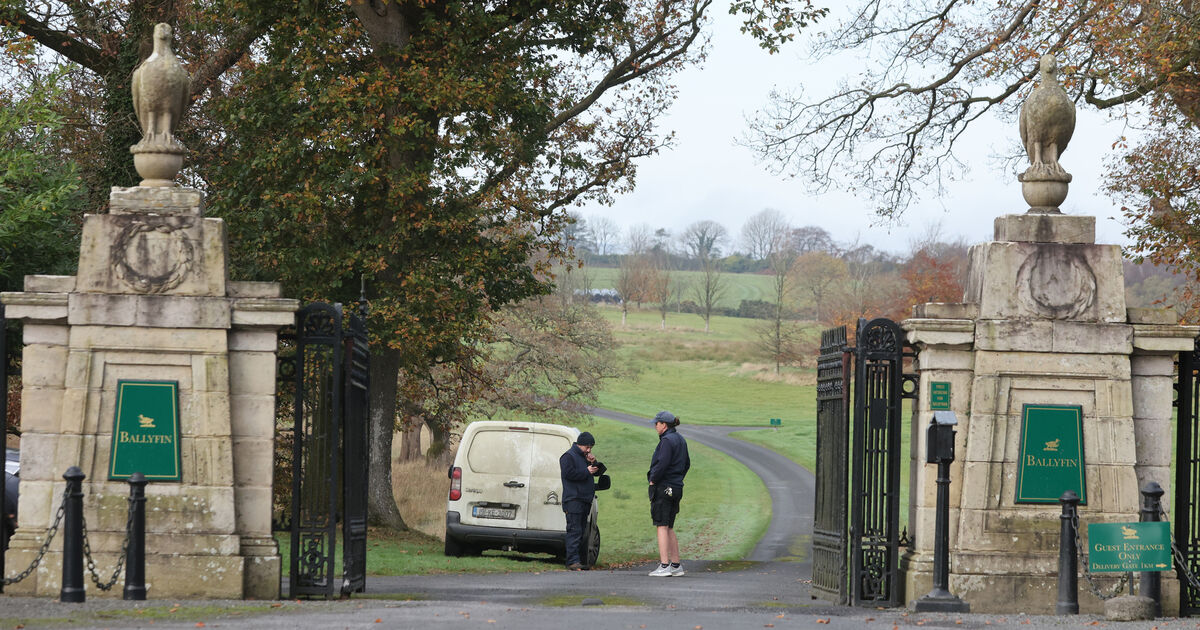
1071,510,1129,600
2,485,69,586
79,494,135,591
1155,504,1200,592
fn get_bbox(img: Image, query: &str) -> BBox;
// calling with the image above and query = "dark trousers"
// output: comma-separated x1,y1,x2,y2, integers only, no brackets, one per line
564,507,588,566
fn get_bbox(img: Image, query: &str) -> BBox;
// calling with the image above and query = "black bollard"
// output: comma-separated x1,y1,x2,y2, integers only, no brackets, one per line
60,466,86,603
1140,481,1164,616
913,412,969,612
1057,490,1079,614
123,472,147,601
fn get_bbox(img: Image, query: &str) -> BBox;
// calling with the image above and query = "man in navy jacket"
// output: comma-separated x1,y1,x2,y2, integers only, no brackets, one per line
647,411,689,577
559,431,605,570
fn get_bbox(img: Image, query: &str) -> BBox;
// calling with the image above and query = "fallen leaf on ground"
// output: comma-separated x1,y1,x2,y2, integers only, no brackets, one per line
195,624,205,628
816,620,829,625
270,603,283,608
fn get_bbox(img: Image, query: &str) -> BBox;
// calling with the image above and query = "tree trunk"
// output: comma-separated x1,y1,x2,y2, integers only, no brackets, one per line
425,419,456,468
367,345,409,530
399,414,422,462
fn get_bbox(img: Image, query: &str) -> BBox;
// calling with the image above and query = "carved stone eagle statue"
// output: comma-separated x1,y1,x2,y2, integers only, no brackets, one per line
131,23,190,151
1018,54,1075,178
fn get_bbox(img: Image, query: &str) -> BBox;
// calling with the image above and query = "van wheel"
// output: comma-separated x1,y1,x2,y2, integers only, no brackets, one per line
583,520,601,568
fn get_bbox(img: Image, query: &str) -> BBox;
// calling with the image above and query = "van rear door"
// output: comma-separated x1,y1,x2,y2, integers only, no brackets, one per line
461,427,532,529
526,431,572,532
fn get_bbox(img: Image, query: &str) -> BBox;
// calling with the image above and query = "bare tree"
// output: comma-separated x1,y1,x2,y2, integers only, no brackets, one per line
793,251,848,322
626,223,653,255
616,253,654,326
679,220,729,332
740,209,789,260
587,215,620,256
646,256,679,330
761,217,801,372
743,1,1200,218
681,219,730,261
793,225,836,255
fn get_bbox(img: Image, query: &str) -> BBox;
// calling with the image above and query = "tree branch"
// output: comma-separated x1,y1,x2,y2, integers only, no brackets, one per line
0,6,106,72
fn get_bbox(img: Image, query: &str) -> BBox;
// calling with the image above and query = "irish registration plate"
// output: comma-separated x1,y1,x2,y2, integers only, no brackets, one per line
473,506,516,520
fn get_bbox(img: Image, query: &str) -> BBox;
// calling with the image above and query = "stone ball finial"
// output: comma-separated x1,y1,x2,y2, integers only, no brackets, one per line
129,23,191,187
1017,53,1076,213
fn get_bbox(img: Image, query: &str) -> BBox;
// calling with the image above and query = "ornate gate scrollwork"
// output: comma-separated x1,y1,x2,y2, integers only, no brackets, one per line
813,317,917,608
280,301,369,599
812,325,850,604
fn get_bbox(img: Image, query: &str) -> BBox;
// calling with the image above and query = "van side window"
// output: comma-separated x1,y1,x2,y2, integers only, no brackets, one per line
531,434,571,477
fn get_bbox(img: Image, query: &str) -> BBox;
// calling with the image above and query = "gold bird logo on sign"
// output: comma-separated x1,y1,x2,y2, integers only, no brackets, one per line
1044,438,1060,452
1122,526,1139,540
138,414,156,429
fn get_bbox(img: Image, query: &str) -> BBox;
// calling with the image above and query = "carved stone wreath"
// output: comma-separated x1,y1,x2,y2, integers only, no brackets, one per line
110,221,195,294
1016,247,1097,320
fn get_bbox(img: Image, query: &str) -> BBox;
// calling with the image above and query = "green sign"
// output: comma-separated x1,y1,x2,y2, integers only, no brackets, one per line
1087,522,1172,572
1015,404,1086,504
770,418,782,426
109,380,182,481
930,382,951,410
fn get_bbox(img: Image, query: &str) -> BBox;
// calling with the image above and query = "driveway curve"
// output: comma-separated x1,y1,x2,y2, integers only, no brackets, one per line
360,407,820,614
587,407,815,563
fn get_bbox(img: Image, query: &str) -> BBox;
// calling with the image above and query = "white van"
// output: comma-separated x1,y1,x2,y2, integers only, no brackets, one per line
444,421,606,566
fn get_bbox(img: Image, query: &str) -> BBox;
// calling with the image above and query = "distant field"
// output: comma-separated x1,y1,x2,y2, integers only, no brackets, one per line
595,306,819,428
578,266,788,311
592,305,911,528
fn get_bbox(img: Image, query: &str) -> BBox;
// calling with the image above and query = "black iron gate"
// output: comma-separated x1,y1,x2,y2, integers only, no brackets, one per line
282,301,369,598
1176,337,1200,615
812,325,850,603
812,317,916,607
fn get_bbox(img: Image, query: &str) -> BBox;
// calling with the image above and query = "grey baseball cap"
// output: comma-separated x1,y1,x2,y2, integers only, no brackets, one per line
653,411,676,424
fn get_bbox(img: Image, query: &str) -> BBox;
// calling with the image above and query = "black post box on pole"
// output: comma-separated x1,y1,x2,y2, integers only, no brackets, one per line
913,411,970,613
124,472,147,601
60,466,86,603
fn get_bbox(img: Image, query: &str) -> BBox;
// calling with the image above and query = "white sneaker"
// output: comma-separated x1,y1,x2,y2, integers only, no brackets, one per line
648,564,673,577
669,564,685,577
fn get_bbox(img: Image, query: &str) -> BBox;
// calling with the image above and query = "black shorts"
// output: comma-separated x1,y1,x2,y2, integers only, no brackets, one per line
649,484,682,528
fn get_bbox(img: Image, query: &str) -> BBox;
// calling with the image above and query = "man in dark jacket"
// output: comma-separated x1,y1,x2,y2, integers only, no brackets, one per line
559,431,605,570
647,410,690,577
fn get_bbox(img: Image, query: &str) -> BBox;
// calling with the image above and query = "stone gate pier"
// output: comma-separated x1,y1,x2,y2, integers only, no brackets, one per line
899,54,1198,613
1,24,296,599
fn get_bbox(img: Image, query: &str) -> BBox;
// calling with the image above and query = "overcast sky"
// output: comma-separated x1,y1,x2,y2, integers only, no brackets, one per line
579,7,1135,256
